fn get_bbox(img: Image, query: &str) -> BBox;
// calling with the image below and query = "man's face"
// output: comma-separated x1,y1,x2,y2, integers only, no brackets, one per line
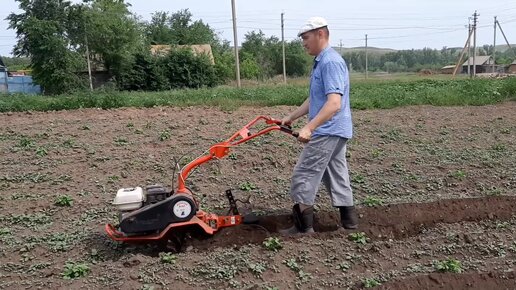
301,30,320,56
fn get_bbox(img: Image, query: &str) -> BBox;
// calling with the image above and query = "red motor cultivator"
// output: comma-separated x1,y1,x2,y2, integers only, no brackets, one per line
105,116,296,245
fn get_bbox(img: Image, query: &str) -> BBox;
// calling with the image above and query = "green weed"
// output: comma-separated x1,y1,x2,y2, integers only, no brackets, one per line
491,143,506,152
159,130,171,141
348,232,368,245
239,181,257,191
62,138,75,148
362,196,383,207
35,147,48,157
114,137,129,146
263,237,283,252
434,258,462,273
351,174,366,184
450,169,467,179
62,262,90,279
2,213,52,227
18,137,35,149
363,278,381,288
55,195,73,207
283,258,301,272
248,262,266,276
159,252,177,264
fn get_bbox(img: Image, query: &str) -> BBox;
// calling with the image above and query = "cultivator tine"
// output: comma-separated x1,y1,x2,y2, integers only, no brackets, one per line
226,189,239,215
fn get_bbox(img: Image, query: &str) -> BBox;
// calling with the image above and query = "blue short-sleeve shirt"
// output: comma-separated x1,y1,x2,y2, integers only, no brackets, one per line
309,46,353,139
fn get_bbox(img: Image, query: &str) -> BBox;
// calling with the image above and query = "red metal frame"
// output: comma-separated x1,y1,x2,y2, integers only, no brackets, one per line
177,116,285,193
105,116,293,243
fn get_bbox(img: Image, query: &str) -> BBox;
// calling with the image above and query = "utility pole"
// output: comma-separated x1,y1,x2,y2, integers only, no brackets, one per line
492,16,497,73
496,19,514,56
467,18,471,77
472,11,478,77
452,26,474,77
85,35,93,91
281,12,286,84
231,0,241,88
339,39,343,55
366,34,367,80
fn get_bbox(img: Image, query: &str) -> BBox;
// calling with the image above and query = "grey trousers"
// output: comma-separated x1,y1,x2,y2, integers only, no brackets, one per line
290,135,354,207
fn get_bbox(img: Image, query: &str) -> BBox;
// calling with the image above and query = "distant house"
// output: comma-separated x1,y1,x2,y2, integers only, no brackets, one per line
150,44,215,65
462,56,495,74
440,65,456,74
508,60,516,74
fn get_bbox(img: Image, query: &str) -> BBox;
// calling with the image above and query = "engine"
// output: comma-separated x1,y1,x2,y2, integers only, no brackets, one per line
112,184,197,235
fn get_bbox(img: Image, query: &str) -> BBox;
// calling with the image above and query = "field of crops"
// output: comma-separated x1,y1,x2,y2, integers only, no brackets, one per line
0,93,515,289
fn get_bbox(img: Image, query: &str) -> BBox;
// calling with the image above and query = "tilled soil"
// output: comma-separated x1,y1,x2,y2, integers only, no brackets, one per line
374,271,516,290
187,196,516,252
0,102,515,289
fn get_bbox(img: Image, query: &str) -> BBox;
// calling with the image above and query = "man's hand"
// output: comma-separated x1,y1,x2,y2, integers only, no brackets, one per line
281,116,293,126
297,126,312,143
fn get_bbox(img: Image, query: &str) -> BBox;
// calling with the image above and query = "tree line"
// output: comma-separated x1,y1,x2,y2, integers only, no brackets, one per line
345,46,516,73
5,0,516,94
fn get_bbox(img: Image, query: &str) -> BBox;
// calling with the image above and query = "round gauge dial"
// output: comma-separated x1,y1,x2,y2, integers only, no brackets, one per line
173,200,192,218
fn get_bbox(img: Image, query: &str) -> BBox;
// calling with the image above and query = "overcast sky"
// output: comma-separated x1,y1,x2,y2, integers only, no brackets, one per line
1,0,515,56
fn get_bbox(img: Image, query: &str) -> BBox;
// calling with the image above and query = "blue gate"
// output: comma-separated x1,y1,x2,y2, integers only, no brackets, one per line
7,75,41,94
0,71,7,93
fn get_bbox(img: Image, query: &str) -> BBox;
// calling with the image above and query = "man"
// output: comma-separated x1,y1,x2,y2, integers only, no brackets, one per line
280,17,357,235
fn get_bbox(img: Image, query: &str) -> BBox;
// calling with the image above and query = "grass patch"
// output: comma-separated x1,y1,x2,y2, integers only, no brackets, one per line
1,78,515,112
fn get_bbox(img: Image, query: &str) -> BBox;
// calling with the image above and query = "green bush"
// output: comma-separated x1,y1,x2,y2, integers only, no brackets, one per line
163,48,217,89
240,56,262,79
118,52,169,91
212,45,235,84
499,76,516,97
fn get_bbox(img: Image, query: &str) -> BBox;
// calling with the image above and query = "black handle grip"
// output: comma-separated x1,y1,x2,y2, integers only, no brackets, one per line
278,124,299,138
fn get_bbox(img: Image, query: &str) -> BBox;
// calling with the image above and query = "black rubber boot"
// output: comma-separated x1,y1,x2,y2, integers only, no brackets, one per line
279,204,315,235
339,206,358,229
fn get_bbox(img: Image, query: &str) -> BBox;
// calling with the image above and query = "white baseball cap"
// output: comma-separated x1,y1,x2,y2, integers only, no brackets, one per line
298,17,328,37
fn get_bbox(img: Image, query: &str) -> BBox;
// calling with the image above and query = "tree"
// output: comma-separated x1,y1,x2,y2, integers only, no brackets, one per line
284,40,310,76
145,9,217,45
0,56,31,71
145,11,174,45
80,0,143,77
7,0,86,94
211,40,235,84
239,51,262,79
240,30,279,78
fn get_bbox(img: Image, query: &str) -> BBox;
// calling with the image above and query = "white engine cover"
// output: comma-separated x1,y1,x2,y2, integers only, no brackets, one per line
113,187,144,211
